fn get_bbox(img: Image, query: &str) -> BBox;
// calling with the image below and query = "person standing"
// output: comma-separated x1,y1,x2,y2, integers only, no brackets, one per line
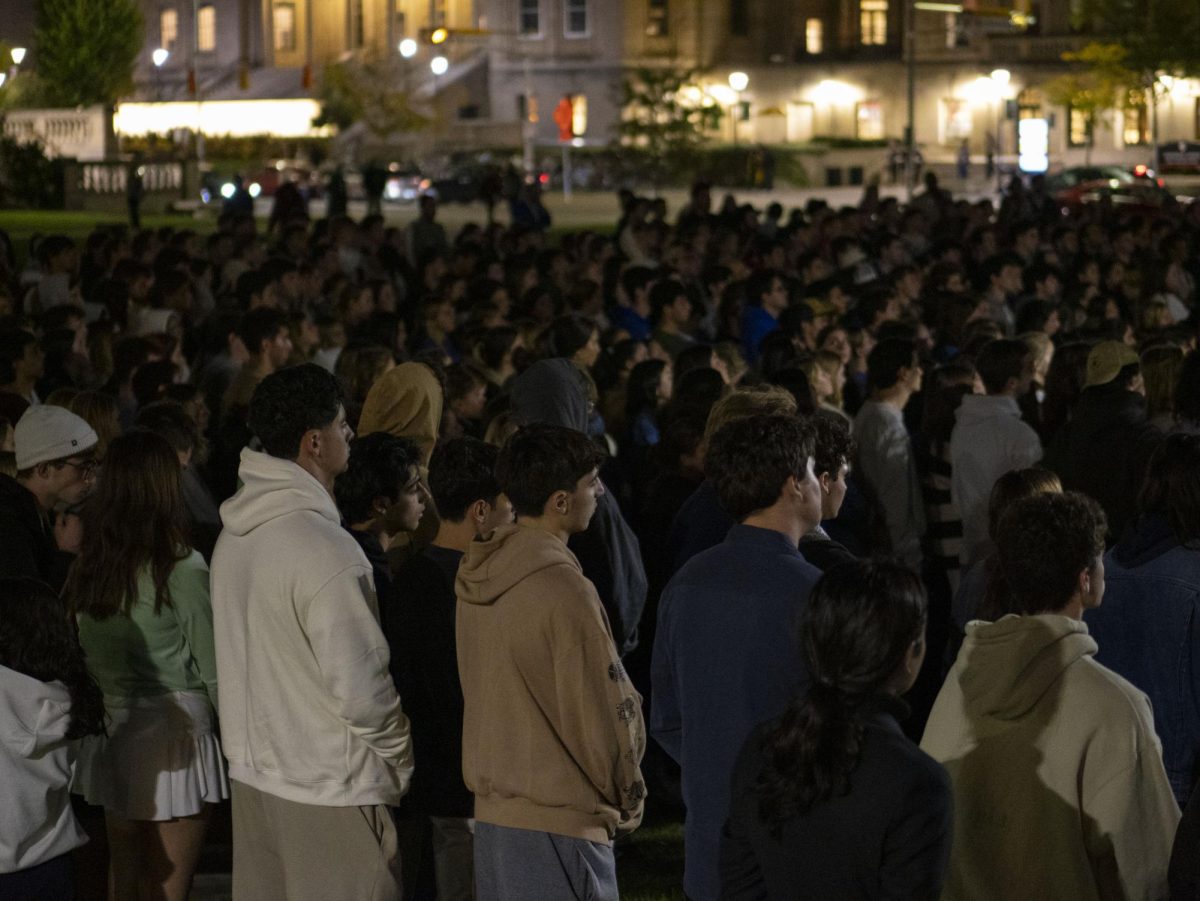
211,364,413,901
456,423,645,901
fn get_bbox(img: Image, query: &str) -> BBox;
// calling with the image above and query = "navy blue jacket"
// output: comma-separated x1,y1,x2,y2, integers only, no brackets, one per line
1086,514,1200,807
651,524,820,901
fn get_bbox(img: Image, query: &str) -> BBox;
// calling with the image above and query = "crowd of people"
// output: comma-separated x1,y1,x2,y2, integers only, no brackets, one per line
4,170,1200,900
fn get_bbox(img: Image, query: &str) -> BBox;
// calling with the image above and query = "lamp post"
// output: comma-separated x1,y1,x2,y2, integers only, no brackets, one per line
729,71,749,145
11,47,26,66
152,48,169,101
990,68,1010,194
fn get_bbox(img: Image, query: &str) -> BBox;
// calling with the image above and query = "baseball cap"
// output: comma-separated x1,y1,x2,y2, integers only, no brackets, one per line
14,406,99,470
1085,341,1140,389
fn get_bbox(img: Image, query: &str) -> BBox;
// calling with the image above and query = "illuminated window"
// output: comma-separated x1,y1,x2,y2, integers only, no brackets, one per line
432,0,446,26
564,0,588,36
945,12,960,48
196,4,216,52
1068,107,1091,147
160,8,178,52
519,0,540,35
1123,96,1149,146
647,0,668,36
860,0,888,45
730,0,749,36
856,100,884,139
572,94,588,135
805,18,823,54
273,3,296,52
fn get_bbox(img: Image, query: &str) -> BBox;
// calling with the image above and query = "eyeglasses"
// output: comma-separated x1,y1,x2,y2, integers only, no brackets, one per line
57,457,98,479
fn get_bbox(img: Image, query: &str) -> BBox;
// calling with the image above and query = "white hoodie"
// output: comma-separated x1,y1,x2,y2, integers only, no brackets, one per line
0,665,87,873
211,449,413,807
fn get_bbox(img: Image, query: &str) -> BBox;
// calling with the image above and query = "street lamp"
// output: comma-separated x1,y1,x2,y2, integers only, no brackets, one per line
11,47,26,66
990,68,1011,193
728,71,749,145
399,38,417,58
152,48,169,101
152,48,170,67
430,55,448,76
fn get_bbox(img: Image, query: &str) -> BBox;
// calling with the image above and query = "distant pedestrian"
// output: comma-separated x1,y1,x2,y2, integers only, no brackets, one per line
957,139,970,181
126,156,144,230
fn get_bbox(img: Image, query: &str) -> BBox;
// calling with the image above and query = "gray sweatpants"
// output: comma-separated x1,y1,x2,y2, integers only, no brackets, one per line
474,822,618,901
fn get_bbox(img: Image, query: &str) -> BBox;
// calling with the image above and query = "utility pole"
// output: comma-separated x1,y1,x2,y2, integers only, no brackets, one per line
904,0,916,201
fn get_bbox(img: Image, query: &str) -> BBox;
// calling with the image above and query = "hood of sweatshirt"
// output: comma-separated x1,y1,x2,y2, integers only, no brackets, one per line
219,448,340,537
456,523,583,607
0,665,73,758
510,359,589,433
954,393,1022,428
358,362,443,465
957,614,1097,720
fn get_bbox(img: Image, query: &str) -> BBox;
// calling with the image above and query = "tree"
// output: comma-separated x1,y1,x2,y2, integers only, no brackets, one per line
313,56,429,138
1044,43,1136,163
617,66,722,190
34,0,143,108
1077,0,1200,82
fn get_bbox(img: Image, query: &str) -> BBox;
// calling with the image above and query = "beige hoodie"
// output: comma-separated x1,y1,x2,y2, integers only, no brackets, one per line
456,523,646,843
921,614,1179,901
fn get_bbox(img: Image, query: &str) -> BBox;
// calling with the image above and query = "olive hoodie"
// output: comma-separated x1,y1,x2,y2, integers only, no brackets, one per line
456,523,646,844
921,614,1179,901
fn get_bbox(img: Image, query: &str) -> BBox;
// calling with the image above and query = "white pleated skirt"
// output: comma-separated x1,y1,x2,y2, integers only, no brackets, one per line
73,690,230,822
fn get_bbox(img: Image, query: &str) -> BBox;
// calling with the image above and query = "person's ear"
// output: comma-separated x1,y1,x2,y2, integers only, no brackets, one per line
818,471,832,495
471,499,488,525
552,489,570,516
372,495,392,518
1078,566,1092,599
301,428,321,459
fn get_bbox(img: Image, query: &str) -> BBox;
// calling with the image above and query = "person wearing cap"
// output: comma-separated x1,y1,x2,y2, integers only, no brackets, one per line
1044,340,1162,543
0,405,98,591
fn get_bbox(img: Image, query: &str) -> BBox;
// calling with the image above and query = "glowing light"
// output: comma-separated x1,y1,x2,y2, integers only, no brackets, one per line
728,71,749,92
399,38,418,58
430,55,449,76
152,48,169,67
248,181,262,198
965,75,1002,104
113,99,330,138
990,68,1011,86
430,28,448,44
220,182,235,199
810,79,859,105
707,84,736,106
0,74,7,89
915,2,962,10
11,47,26,66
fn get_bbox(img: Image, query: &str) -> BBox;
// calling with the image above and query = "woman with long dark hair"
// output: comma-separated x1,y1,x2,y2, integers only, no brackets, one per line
66,431,228,901
0,578,106,900
721,560,952,900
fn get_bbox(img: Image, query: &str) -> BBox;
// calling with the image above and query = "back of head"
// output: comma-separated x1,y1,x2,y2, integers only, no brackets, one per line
495,423,605,518
1138,434,1200,545
866,338,917,393
428,437,501,523
135,400,200,457
987,467,1062,541
975,339,1031,394
358,361,444,464
238,307,288,357
333,431,422,525
509,358,589,433
703,384,797,445
706,413,813,520
811,413,854,479
249,363,344,460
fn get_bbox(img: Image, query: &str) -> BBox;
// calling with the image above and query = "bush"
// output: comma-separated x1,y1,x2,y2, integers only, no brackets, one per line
0,133,65,208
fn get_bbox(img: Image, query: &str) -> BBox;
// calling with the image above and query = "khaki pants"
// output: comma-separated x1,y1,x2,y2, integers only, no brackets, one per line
231,781,402,901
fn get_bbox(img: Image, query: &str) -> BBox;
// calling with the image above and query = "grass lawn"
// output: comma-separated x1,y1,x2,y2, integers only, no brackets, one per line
0,209,217,265
617,809,687,901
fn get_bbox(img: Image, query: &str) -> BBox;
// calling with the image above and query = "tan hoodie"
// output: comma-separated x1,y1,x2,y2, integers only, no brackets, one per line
921,614,1179,901
456,523,646,844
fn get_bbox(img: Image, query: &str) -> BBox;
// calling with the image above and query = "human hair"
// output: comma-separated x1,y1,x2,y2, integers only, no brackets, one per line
545,314,596,361
746,269,780,307
0,578,106,739
755,561,926,827
1175,351,1200,425
1138,434,1200,544
992,491,1106,616
649,278,687,324
674,343,718,386
65,431,189,619
0,328,37,383
703,384,797,444
495,423,606,518
134,400,200,456
866,338,917,392
811,413,854,479
445,361,488,403
477,325,520,372
428,437,502,522
706,413,814,520
625,359,668,425
975,338,1031,394
1142,344,1185,421
237,307,289,357
986,467,1062,540
335,345,394,411
67,390,122,460
248,363,344,459
333,432,423,525
1041,341,1093,439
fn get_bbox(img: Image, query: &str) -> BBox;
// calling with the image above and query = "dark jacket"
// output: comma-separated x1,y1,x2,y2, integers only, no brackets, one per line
392,544,472,818
510,359,648,657
651,524,821,901
1086,513,1200,807
0,474,71,592
666,479,734,578
721,698,953,900
798,529,856,572
1043,386,1161,543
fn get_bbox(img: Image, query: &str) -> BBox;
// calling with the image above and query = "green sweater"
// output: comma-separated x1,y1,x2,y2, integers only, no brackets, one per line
76,550,219,714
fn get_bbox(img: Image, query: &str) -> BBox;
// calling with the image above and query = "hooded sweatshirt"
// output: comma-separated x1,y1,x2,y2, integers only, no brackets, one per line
949,393,1042,565
510,359,648,657
0,665,87,873
211,449,413,807
921,614,1179,901
456,523,646,844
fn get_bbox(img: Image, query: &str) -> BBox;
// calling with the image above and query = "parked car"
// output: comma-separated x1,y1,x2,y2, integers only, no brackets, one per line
1045,165,1173,211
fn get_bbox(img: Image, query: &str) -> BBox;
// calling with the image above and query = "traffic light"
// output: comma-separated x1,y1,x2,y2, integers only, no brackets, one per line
418,26,489,43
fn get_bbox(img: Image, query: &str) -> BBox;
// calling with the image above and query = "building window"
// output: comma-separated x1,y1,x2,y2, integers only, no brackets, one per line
432,0,446,26
1068,107,1091,146
940,99,972,142
730,0,749,36
945,12,962,48
805,18,823,54
856,100,884,139
160,8,178,52
519,0,540,35
572,94,588,135
647,0,668,36
1123,95,1149,146
196,4,216,52
860,0,887,45
273,3,296,52
564,0,588,36
347,0,365,48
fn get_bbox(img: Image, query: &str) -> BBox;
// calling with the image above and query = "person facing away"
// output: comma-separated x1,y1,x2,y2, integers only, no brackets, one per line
67,430,229,901
455,423,646,901
921,491,1180,901
1085,434,1200,808
949,338,1043,567
652,412,824,901
853,337,927,570
391,437,514,901
721,560,952,900
211,363,413,901
0,578,106,901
